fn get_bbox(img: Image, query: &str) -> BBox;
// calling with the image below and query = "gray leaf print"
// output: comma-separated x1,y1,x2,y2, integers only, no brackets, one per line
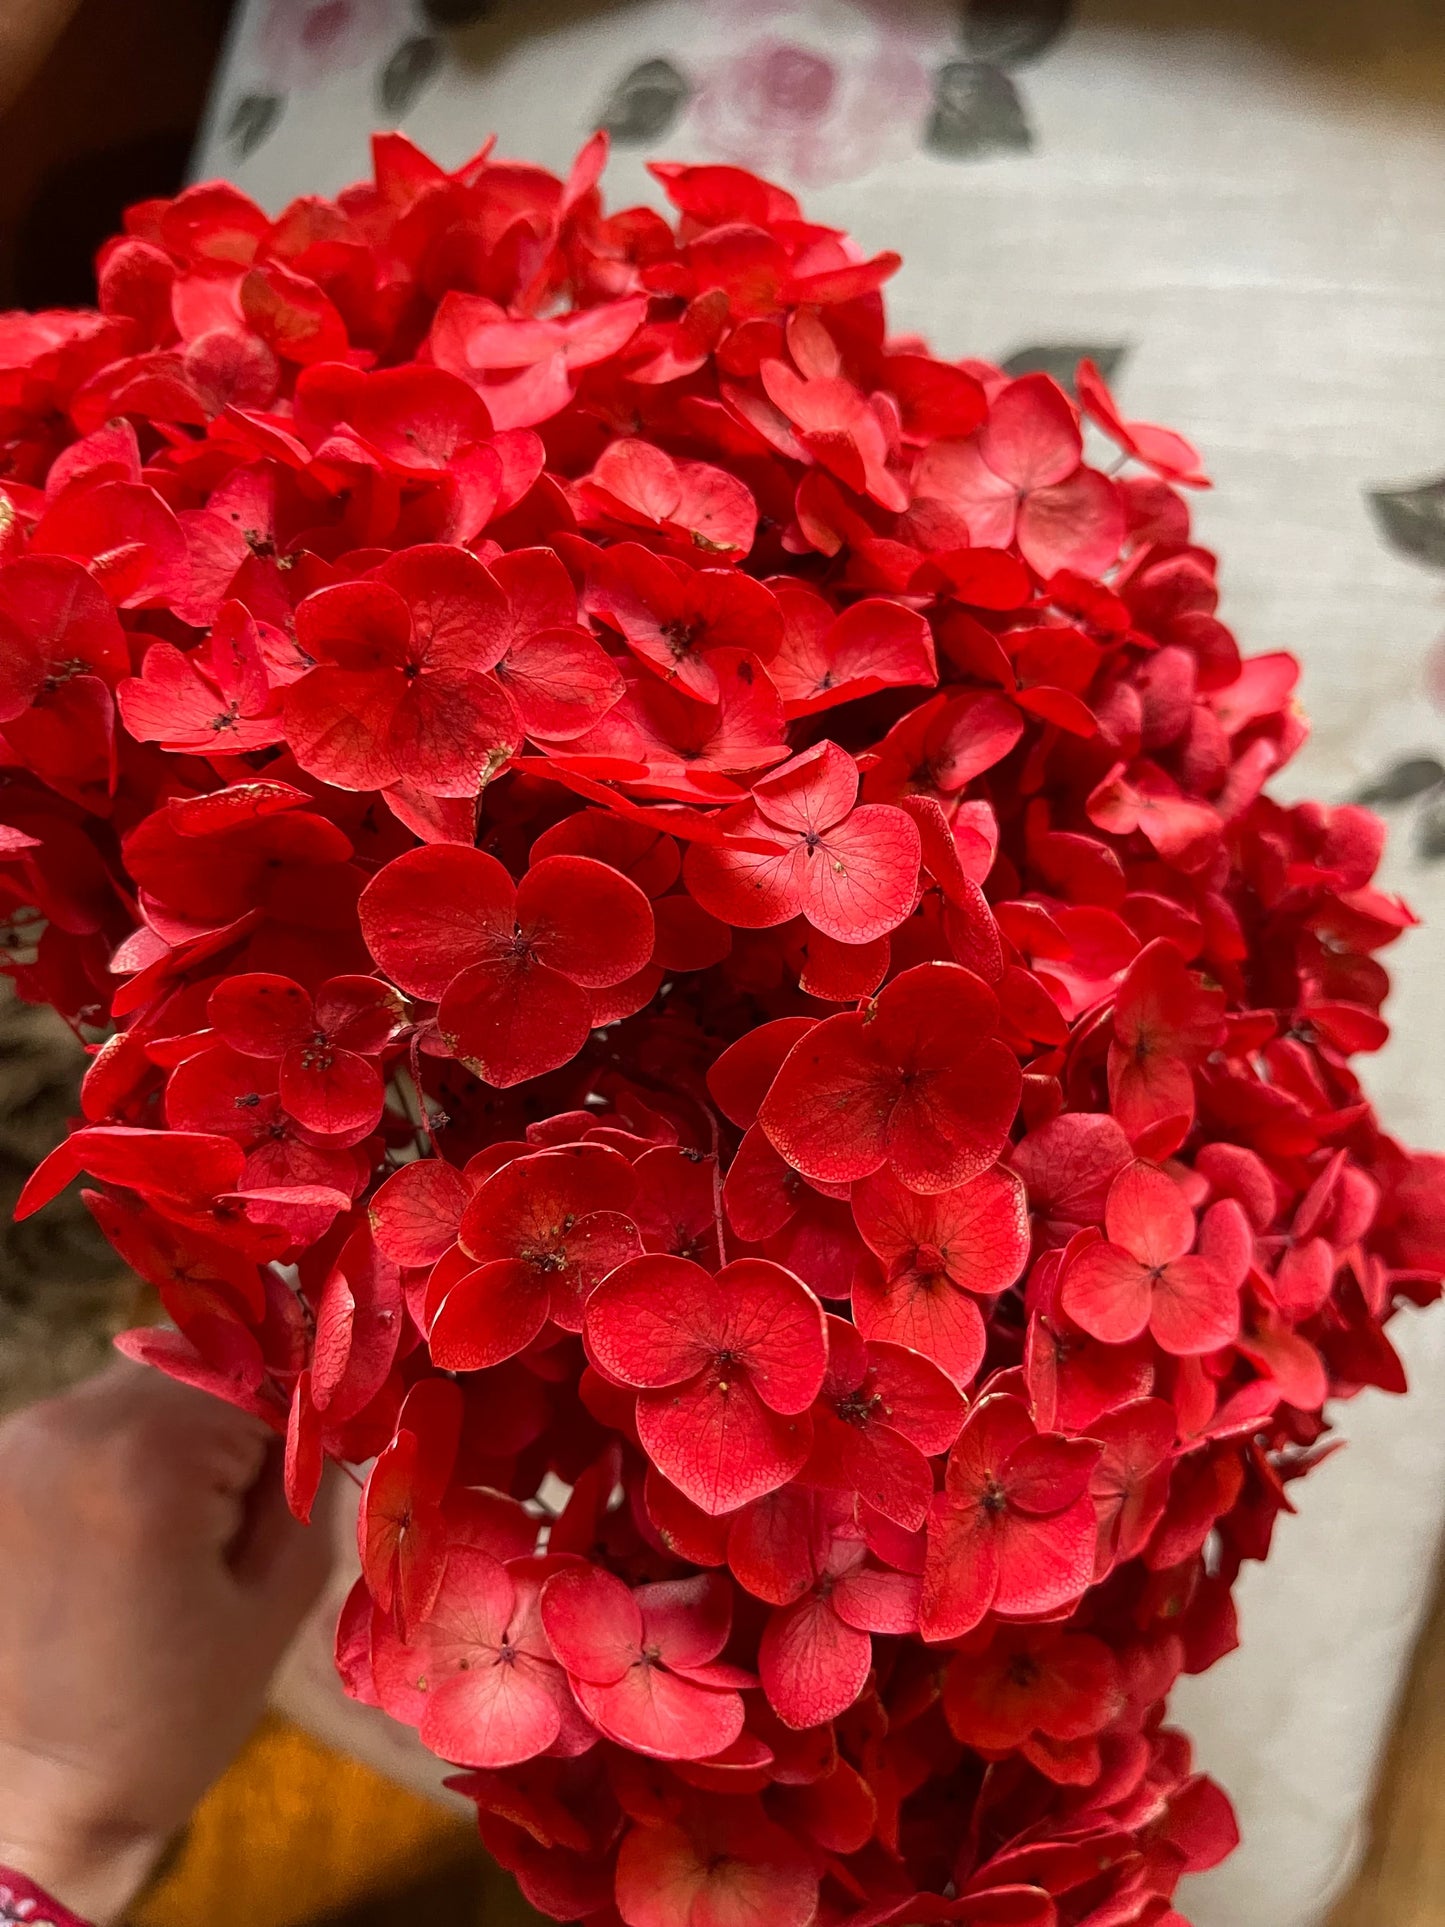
1416,792,1445,861
597,57,691,145
1001,343,1128,392
225,92,284,160
379,35,443,116
961,0,1075,67
1355,756,1445,806
926,61,1031,159
1368,475,1445,570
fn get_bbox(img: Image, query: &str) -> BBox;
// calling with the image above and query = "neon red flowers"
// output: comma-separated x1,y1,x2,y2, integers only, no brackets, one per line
1,133,1437,1927
920,1394,1100,1641
360,844,654,1086
208,971,402,1134
540,1567,748,1760
285,545,521,797
1060,1162,1241,1355
759,963,1021,1191
586,1255,827,1514
684,741,921,943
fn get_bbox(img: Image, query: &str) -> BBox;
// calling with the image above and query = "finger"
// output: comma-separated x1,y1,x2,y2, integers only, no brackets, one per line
62,1361,276,1553
226,1449,337,1636
70,1358,275,1470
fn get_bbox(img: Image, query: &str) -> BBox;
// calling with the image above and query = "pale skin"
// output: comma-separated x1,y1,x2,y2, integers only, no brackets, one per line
0,1364,331,1924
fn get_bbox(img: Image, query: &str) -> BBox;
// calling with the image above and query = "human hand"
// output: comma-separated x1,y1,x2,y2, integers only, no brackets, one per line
0,1362,332,1925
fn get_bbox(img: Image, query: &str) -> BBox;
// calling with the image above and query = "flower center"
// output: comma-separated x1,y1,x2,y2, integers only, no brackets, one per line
836,1388,884,1429
522,1243,568,1273
662,617,703,662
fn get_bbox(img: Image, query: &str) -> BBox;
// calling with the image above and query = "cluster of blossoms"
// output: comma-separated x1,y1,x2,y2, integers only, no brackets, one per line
3,132,1443,1927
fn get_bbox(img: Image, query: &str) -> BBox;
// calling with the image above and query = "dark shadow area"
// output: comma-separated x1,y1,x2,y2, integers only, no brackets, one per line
0,0,234,308
312,1859,495,1927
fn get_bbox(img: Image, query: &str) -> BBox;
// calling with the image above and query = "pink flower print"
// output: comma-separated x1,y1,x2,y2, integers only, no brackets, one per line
693,2,936,188
255,0,400,93
0,1883,52,1924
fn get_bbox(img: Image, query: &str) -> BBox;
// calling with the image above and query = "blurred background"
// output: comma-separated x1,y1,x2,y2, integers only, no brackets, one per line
1,2,1444,1923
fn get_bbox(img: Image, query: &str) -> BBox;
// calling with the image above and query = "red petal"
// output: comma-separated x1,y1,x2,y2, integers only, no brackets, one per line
311,1230,403,1425
280,1043,383,1135
283,1372,322,1523
499,624,624,740
614,1813,817,1927
752,739,858,836
760,1594,871,1729
359,1430,447,1634
796,927,890,1001
369,1158,472,1266
1017,468,1124,579
1058,1241,1152,1346
637,1373,814,1517
799,806,921,946
980,375,1082,492
638,1571,734,1672
920,1490,1001,1642
865,1340,968,1455
540,1564,643,1683
517,854,655,988
994,1494,1098,1617
573,1663,744,1763
530,807,680,897
315,975,404,1053
429,1259,551,1370
1150,1256,1239,1356
207,972,313,1056
835,1420,934,1532
377,543,510,674
1105,1161,1197,1269
296,578,412,671
385,669,520,798
422,1652,564,1769
723,1123,804,1243
707,1016,817,1129
853,1264,988,1388
586,1253,722,1387
360,844,514,999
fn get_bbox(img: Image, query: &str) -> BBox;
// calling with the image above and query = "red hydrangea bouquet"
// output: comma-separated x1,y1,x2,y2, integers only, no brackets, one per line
3,131,1442,1927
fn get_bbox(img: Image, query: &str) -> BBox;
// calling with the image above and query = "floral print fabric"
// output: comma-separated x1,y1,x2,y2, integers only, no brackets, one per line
0,1872,89,1927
